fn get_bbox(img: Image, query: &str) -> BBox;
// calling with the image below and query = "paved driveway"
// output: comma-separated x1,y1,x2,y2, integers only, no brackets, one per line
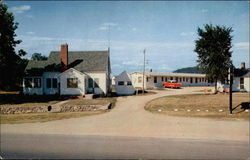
1,87,249,141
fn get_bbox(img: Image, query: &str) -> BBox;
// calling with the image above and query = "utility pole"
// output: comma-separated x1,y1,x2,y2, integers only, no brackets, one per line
142,49,146,94
229,66,233,114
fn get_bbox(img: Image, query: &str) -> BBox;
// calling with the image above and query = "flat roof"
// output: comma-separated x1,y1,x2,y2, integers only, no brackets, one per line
130,72,206,78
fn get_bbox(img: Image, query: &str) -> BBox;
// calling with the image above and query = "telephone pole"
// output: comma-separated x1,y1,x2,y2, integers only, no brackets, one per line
142,49,146,94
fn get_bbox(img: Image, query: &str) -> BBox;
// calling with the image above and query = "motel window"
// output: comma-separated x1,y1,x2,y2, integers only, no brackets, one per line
46,78,52,88
180,78,182,82
161,77,164,81
67,78,78,88
52,78,57,88
127,81,132,85
176,78,178,82
24,78,32,88
170,77,173,80
195,78,198,83
154,77,157,83
190,78,193,83
34,78,41,88
146,77,149,82
88,78,93,88
94,78,99,88
118,81,124,85
138,77,142,83
165,77,167,82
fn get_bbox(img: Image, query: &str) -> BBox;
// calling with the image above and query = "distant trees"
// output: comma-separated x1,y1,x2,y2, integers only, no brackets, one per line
194,24,233,93
31,53,48,60
173,66,201,74
0,4,28,90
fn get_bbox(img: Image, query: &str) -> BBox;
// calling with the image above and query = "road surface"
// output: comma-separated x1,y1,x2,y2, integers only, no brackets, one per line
1,133,249,159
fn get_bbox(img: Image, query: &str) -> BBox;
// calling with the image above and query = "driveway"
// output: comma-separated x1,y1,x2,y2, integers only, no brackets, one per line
1,87,249,141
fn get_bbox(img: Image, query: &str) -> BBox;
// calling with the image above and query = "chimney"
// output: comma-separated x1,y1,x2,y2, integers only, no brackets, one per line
241,62,245,69
61,43,68,72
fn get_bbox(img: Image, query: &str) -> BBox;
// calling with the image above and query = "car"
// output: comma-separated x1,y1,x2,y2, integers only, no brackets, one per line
162,80,182,88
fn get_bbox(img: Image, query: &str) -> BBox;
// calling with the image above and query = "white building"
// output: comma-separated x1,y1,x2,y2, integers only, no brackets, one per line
114,71,135,95
23,44,111,96
113,70,213,95
217,63,250,92
130,71,212,89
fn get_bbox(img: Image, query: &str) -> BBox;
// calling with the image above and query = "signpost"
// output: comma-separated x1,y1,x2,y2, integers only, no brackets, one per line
229,66,233,114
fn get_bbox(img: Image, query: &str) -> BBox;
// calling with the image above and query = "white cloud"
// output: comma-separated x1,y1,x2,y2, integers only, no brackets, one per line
180,32,195,36
98,22,118,30
26,31,34,35
10,5,31,14
234,42,249,50
201,9,208,13
132,28,137,31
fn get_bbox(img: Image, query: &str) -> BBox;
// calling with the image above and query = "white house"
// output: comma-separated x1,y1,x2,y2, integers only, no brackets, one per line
114,71,135,95
217,63,250,92
23,44,111,96
129,70,213,89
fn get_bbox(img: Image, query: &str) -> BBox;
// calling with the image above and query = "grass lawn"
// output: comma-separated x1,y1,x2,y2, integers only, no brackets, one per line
0,97,117,124
145,93,249,120
0,111,104,124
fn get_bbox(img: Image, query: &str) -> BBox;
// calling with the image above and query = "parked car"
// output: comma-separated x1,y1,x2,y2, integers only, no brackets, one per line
163,80,182,88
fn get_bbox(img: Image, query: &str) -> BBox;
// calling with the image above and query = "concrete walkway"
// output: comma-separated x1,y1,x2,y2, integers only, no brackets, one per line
1,87,249,141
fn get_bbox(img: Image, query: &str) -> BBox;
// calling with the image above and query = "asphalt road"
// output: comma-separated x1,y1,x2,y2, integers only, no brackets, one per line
0,133,249,159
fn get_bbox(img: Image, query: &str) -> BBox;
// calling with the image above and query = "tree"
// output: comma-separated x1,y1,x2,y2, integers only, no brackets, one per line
194,24,233,93
31,53,48,60
0,4,27,90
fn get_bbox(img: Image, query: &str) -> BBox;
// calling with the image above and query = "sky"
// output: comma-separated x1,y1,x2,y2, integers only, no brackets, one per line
4,1,250,75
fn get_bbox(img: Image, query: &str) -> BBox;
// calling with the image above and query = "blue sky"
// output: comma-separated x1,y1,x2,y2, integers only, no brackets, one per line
5,1,249,75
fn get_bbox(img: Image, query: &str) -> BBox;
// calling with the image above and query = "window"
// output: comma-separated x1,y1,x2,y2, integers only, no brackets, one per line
240,78,244,89
180,78,182,82
195,78,198,83
24,78,32,88
94,78,99,88
190,78,193,83
118,81,124,85
127,81,132,85
52,78,57,88
165,77,167,82
67,78,78,88
154,77,157,83
170,77,173,80
146,77,149,82
138,77,142,83
88,78,93,88
161,77,164,81
176,77,178,82
34,78,41,88
46,78,52,88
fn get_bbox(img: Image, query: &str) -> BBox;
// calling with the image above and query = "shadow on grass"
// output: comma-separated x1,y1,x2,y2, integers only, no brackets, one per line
0,94,62,105
232,102,250,114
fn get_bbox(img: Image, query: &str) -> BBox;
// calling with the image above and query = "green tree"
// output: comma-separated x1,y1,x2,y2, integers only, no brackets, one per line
0,4,27,90
194,24,233,93
31,53,48,60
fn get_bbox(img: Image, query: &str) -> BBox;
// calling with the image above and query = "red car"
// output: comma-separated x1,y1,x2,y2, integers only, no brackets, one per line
163,80,182,88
